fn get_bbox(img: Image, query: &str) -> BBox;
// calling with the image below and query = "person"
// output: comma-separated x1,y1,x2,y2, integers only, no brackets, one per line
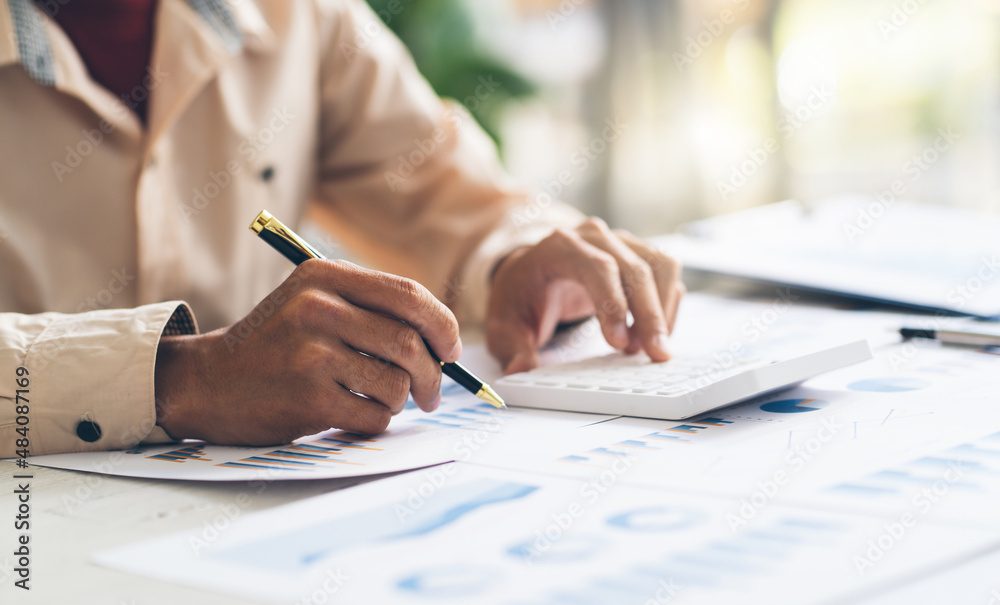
0,0,684,458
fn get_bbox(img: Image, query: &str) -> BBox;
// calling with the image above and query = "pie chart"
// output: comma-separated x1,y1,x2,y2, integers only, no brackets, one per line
760,398,829,414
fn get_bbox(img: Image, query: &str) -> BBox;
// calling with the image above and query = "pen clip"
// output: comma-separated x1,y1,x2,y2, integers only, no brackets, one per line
250,210,325,264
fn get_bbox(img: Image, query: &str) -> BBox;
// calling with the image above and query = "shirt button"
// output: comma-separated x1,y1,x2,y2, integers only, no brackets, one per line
76,420,103,443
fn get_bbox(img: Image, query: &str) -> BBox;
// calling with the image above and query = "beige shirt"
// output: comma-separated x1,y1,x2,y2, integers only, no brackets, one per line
0,0,582,457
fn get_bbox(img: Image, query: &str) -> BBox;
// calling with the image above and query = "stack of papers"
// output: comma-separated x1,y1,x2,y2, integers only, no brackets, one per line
653,197,1000,318
28,292,1000,603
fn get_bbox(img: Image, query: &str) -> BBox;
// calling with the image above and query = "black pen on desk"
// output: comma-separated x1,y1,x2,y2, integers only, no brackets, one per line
900,326,1000,348
250,210,506,409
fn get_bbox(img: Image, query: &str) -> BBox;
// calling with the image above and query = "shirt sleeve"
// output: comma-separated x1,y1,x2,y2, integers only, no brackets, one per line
0,302,196,458
310,0,585,326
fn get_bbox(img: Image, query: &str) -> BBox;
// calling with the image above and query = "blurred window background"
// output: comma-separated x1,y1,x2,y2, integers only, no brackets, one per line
366,0,1000,236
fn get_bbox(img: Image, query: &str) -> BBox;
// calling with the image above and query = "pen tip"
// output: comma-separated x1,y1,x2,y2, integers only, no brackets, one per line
479,384,506,409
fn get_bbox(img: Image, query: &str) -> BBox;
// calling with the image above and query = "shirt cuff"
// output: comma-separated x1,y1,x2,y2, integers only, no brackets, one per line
0,301,197,457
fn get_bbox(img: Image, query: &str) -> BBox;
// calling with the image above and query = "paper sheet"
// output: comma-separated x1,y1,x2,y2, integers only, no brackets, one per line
465,342,1000,528
654,198,1000,318
78,293,1000,602
93,463,1000,605
27,292,902,482
27,380,614,481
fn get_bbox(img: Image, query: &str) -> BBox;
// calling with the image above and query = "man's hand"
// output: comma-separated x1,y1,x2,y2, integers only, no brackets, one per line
487,218,684,374
153,260,461,445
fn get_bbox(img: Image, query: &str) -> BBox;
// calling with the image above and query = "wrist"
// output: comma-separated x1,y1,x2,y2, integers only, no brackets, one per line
154,333,210,440
490,245,531,285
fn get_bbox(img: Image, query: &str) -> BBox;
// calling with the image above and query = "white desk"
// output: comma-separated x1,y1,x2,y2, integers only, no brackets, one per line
3,280,1000,604
0,461,392,604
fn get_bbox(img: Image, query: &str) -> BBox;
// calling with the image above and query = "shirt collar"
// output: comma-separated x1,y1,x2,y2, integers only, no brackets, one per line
0,0,275,87
1,0,56,85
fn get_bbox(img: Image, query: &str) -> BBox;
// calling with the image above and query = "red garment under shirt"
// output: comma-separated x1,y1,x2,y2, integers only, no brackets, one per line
36,0,158,123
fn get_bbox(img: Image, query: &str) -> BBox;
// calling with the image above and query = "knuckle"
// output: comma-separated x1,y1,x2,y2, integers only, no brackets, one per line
290,260,315,281
671,256,683,275
289,289,329,318
292,258,328,283
387,367,411,404
362,406,392,434
636,311,664,331
579,216,609,233
627,260,653,285
392,276,428,310
427,368,442,396
290,341,330,379
655,252,681,275
597,293,627,318
591,250,620,276
545,227,577,249
392,326,424,360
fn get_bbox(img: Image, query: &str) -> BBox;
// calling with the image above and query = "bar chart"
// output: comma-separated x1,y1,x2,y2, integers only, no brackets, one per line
557,417,736,466
147,444,212,463
216,435,375,471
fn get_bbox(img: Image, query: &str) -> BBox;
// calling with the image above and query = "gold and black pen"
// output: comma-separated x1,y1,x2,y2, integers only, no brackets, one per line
250,210,506,409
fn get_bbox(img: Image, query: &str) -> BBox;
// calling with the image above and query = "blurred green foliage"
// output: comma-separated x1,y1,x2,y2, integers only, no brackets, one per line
366,0,536,148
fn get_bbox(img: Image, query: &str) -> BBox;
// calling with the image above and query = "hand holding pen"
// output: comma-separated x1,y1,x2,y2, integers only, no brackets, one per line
153,212,501,447
250,210,504,408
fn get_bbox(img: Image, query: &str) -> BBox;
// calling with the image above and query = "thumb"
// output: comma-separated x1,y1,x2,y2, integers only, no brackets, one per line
487,318,539,376
504,349,539,375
